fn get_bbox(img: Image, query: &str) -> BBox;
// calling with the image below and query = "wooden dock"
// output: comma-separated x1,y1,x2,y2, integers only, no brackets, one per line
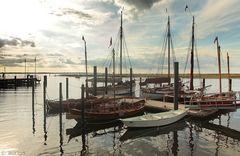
145,100,185,111
145,100,220,118
0,75,40,88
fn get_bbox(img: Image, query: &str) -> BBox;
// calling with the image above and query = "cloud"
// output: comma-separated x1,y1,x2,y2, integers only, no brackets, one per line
0,37,35,48
115,0,163,19
51,8,93,19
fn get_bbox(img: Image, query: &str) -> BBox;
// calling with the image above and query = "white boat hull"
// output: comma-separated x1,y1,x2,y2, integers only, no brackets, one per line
90,84,136,96
121,109,188,128
140,91,164,100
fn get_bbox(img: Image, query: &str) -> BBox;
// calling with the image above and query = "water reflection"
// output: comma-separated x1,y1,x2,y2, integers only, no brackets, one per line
171,131,178,156
120,119,187,142
31,101,35,134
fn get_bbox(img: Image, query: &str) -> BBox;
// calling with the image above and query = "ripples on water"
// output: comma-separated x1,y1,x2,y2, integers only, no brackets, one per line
0,76,240,156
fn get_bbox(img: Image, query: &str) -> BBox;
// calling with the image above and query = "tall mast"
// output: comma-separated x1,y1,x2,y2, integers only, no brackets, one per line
25,58,27,78
190,16,195,90
214,37,222,94
227,52,231,92
119,10,123,80
167,16,171,84
34,57,36,79
112,48,116,98
82,36,89,98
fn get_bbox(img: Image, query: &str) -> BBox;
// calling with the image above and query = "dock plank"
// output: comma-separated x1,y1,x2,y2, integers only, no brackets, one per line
145,100,185,111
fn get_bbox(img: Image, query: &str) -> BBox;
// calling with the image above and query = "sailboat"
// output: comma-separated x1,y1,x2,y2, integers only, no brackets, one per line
88,10,136,96
187,37,237,109
69,48,145,122
140,16,196,102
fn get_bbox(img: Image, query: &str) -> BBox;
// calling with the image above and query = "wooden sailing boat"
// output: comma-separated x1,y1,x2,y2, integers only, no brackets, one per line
88,10,136,96
140,16,196,102
140,16,174,100
70,48,145,121
187,37,237,109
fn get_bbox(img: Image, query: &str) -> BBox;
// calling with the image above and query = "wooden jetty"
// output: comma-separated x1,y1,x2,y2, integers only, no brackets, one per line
0,75,40,88
145,100,185,111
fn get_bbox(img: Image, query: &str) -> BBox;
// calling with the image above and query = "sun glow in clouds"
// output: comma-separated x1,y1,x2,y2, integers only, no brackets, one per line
0,0,52,38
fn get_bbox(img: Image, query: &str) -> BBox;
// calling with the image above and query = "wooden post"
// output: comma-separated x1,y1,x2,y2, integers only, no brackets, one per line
31,75,35,134
229,79,232,92
43,75,47,138
130,68,133,96
59,83,63,135
93,66,97,96
172,131,178,156
227,53,231,92
202,78,205,89
81,84,86,151
174,62,179,110
140,77,142,89
59,82,63,154
14,76,17,89
66,78,69,100
105,67,108,94
27,75,29,87
31,75,34,107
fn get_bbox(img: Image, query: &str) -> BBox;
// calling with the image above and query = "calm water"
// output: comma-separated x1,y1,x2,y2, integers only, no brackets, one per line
0,75,240,156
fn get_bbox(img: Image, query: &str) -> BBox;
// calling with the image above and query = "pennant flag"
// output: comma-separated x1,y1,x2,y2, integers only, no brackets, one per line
214,36,218,43
108,37,112,48
185,5,189,11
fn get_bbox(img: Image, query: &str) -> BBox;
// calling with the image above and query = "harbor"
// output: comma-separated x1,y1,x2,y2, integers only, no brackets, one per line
1,75,240,155
1,0,240,155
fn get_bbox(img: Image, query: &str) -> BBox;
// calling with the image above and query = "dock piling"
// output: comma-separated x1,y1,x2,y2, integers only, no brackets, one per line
130,68,133,96
140,77,142,89
105,67,108,94
202,78,205,89
59,82,63,133
174,62,179,110
43,75,47,139
59,82,63,154
14,76,17,89
229,79,232,92
93,66,97,96
81,84,86,151
66,78,69,100
31,75,35,134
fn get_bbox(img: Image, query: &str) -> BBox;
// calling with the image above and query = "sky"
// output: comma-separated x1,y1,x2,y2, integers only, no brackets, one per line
0,0,240,74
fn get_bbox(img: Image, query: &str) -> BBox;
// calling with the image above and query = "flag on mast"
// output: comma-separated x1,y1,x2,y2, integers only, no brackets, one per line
108,37,112,48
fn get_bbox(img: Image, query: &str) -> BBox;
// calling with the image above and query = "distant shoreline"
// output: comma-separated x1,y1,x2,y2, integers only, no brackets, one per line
1,72,240,79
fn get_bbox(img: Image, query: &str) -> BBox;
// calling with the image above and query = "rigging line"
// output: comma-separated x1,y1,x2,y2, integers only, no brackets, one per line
161,27,168,74
158,24,168,74
171,37,176,63
170,31,177,64
156,23,167,74
183,35,192,74
123,31,132,68
194,39,201,79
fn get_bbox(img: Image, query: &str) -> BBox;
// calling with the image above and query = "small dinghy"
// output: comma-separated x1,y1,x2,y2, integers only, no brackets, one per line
120,108,188,128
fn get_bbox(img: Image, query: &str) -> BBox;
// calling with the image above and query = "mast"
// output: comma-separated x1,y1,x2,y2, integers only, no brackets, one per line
34,57,36,79
25,58,27,78
112,48,116,99
167,16,171,84
214,37,222,94
227,52,231,91
190,16,195,90
119,10,123,80
82,36,89,98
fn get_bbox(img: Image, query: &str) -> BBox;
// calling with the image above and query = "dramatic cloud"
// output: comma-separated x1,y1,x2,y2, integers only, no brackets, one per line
0,37,35,48
115,0,163,19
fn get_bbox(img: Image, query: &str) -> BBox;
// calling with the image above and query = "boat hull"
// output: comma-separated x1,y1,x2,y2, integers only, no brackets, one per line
121,109,188,128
